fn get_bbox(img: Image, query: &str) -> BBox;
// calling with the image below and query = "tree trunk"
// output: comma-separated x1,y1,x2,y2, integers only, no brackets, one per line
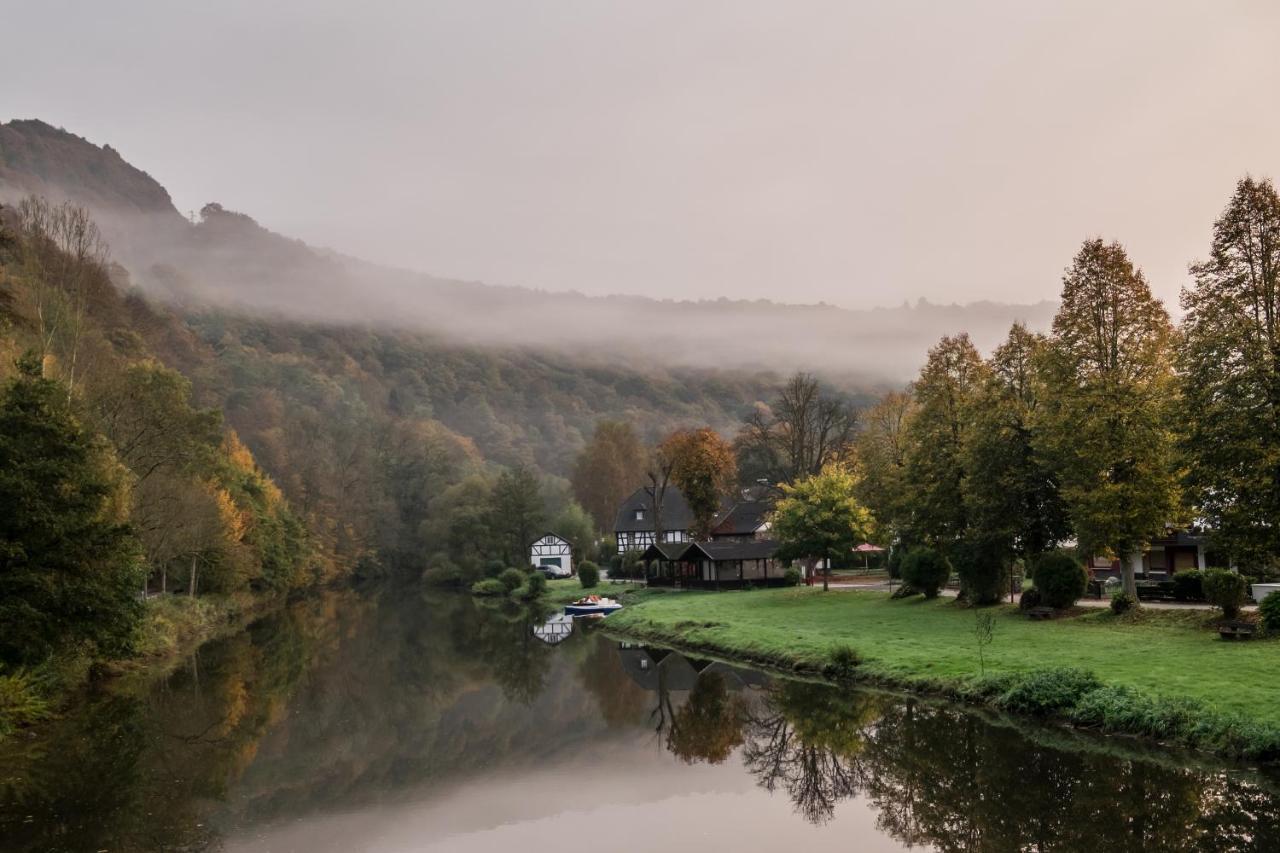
189,554,198,597
161,566,167,595
1123,549,1142,599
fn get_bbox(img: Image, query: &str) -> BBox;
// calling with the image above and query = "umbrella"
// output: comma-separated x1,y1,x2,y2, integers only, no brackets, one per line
853,542,886,569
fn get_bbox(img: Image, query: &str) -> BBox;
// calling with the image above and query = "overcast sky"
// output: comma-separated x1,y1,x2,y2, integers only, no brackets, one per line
6,1,1279,308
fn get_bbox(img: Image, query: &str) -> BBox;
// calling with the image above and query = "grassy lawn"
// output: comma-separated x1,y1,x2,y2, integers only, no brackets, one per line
543,578,644,605
606,587,1280,722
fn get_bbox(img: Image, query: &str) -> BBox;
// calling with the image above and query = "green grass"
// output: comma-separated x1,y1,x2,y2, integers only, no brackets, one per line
543,578,645,605
606,588,1280,724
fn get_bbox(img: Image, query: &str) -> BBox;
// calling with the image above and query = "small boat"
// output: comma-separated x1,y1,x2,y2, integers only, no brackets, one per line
564,595,623,617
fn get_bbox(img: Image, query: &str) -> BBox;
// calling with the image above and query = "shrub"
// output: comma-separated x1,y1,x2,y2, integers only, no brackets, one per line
783,566,802,587
471,578,506,597
901,547,951,599
1110,591,1136,615
1032,551,1087,609
517,572,547,599
1018,586,1042,611
1203,568,1247,618
951,539,1005,605
1260,592,1280,633
823,644,862,680
1171,569,1204,602
578,561,600,588
498,567,527,592
997,667,1101,716
0,670,52,736
422,561,467,587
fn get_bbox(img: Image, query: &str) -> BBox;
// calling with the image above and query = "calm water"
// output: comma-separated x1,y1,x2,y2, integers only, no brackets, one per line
3,589,1280,852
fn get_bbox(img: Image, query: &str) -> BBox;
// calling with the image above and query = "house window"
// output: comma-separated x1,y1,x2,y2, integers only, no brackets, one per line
635,508,646,521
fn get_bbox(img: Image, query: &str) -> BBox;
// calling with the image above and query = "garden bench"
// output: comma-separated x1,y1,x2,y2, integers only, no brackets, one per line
1218,621,1256,640
1026,606,1055,621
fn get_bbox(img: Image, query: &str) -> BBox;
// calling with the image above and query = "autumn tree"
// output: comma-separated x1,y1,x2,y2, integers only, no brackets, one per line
853,390,914,545
1179,177,1280,572
901,334,986,549
772,464,875,591
660,427,738,540
0,353,143,665
1038,239,1179,598
736,373,858,488
570,421,647,530
962,324,1070,601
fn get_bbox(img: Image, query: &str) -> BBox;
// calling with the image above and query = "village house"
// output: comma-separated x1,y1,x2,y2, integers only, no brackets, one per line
1085,528,1209,581
529,532,573,577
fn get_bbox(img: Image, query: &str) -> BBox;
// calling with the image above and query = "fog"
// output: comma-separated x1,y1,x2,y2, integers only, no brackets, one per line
6,1,1280,314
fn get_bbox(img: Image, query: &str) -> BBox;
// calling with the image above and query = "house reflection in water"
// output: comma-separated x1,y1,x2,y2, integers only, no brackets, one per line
531,613,575,645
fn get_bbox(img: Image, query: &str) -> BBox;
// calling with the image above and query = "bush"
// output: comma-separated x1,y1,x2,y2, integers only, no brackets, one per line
1203,568,1247,618
997,667,1101,716
422,561,467,587
483,559,507,578
498,567,527,592
471,578,507,597
1171,569,1204,602
1110,591,1136,615
0,670,52,736
783,566,802,587
578,561,600,588
951,539,1005,605
1032,551,1087,609
1018,586,1042,611
823,644,862,680
901,547,951,599
517,572,547,599
1260,592,1280,633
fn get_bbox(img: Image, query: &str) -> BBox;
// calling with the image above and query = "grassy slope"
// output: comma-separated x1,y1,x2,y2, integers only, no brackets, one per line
606,588,1279,720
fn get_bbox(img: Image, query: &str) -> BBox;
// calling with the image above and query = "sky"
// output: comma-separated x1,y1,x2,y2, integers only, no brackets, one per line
5,0,1280,309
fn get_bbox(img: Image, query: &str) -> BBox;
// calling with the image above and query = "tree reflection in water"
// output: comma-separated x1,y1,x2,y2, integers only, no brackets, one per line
728,678,1280,850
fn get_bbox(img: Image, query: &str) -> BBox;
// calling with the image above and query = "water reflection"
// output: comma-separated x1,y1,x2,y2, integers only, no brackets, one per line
2,590,1279,852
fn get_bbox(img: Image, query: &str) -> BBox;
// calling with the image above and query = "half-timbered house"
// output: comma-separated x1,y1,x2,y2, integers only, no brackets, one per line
529,532,573,577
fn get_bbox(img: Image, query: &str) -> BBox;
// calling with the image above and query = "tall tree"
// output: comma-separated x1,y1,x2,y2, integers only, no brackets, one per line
660,427,738,540
1179,177,1280,572
772,464,874,592
1038,238,1179,597
736,373,857,489
963,323,1070,599
488,464,545,567
0,353,143,666
570,421,646,530
854,390,914,546
901,334,986,549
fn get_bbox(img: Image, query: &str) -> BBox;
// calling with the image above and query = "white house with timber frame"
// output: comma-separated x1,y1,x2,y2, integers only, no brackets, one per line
530,532,573,577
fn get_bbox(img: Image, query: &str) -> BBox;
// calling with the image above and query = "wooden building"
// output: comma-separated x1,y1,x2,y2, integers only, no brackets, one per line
1086,529,1208,581
640,539,784,589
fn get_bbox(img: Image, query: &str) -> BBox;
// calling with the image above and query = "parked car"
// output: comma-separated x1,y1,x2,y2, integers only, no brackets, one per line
535,561,572,579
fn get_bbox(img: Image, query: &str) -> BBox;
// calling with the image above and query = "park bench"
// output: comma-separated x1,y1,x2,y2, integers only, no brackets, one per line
1218,621,1256,640
1026,606,1055,621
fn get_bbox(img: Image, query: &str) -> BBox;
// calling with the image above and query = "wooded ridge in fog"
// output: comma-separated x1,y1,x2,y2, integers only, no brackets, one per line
0,119,1054,382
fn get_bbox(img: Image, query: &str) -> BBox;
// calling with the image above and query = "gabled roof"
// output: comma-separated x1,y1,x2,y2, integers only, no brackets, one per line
529,531,572,547
642,539,779,562
614,486,697,533
711,499,772,538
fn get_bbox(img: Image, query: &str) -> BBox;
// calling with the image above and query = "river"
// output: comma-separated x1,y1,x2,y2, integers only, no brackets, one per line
2,588,1279,852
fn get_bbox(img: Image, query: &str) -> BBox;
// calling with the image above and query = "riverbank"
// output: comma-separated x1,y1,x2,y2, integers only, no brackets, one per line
0,591,284,739
604,587,1280,760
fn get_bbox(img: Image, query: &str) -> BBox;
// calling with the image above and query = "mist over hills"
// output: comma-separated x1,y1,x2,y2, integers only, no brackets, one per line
0,119,1055,383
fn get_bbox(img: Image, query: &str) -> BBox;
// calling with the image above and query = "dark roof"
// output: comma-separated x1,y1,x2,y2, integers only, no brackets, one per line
642,539,779,562
614,486,697,533
711,499,772,538
641,541,693,561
